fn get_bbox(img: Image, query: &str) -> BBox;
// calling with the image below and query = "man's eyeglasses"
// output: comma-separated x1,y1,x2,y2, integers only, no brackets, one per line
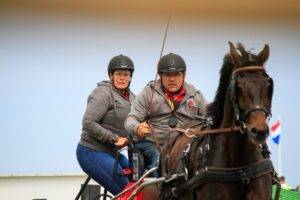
161,72,184,78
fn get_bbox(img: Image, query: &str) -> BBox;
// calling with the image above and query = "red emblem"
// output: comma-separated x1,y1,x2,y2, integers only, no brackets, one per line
188,99,195,110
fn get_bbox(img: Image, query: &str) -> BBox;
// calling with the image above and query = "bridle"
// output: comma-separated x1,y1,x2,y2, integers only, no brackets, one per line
230,66,274,132
174,66,274,138
160,65,280,200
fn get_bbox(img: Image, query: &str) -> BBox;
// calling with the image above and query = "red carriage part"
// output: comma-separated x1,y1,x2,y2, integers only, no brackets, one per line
116,181,143,200
122,168,132,176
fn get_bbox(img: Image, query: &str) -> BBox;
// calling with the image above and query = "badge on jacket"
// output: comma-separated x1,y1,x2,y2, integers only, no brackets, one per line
188,99,196,111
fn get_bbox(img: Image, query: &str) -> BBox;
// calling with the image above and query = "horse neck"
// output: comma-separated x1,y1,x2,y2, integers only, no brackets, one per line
211,89,262,167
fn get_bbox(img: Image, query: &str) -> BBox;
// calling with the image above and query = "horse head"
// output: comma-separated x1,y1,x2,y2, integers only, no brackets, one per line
228,42,273,144
158,42,276,200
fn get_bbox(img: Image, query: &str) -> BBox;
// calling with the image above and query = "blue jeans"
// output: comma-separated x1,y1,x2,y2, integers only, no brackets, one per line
76,144,129,195
134,140,160,177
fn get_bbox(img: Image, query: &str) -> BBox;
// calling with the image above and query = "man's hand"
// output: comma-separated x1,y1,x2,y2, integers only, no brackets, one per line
114,137,128,148
136,122,150,138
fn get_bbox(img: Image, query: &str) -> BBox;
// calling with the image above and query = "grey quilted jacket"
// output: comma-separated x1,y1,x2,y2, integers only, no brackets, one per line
79,81,135,154
124,80,207,147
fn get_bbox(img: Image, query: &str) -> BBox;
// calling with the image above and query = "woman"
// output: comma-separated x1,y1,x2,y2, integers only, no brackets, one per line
76,54,135,195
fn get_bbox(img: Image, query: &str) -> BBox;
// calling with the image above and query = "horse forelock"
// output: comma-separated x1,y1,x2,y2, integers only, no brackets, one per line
237,43,261,66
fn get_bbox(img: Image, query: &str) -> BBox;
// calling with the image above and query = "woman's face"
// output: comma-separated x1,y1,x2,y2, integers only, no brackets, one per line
110,69,132,90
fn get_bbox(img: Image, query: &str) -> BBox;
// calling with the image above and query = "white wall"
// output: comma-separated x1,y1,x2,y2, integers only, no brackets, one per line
0,174,105,200
0,4,300,187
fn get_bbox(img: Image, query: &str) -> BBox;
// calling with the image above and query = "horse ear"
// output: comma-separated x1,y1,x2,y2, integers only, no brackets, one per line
229,41,241,67
257,44,270,66
237,42,248,58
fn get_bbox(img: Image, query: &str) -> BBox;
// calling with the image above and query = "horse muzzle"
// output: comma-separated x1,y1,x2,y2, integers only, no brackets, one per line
248,125,269,143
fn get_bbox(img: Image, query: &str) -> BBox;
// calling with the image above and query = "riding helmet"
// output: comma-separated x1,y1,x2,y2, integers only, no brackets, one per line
107,54,134,76
158,53,186,74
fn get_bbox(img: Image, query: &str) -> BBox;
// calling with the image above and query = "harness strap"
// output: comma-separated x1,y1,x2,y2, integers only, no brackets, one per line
272,173,282,200
175,126,241,137
172,158,274,196
181,138,198,179
162,131,183,176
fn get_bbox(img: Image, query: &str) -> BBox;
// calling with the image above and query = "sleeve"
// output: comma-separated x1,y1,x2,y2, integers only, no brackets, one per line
82,88,115,144
195,90,209,116
124,86,150,136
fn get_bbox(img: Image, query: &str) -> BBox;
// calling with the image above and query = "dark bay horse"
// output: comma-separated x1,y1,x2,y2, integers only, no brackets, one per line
158,42,276,200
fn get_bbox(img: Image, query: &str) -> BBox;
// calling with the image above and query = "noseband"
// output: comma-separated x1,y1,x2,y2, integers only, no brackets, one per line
230,66,273,130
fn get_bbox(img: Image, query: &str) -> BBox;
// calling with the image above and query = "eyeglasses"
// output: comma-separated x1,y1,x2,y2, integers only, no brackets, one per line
161,72,184,78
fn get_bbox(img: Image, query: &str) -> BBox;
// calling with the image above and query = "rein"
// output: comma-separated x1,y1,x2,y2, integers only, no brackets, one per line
160,65,278,199
163,124,279,199
173,65,272,139
171,158,275,197
175,126,242,138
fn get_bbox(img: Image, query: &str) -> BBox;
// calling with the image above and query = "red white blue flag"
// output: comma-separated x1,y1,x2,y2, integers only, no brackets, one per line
270,119,281,145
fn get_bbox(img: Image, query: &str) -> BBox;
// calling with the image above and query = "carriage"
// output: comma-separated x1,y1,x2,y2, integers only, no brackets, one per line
76,42,283,200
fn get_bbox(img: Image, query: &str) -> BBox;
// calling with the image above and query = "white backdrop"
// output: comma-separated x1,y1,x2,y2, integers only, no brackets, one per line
0,8,299,187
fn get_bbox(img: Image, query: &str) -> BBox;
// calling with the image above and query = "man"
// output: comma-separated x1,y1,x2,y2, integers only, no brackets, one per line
124,53,207,176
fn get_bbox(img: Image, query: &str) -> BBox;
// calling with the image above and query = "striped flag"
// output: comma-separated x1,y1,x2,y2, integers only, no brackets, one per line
270,119,281,145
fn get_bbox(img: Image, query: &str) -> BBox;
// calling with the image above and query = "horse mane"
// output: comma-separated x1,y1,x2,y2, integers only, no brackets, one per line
206,43,259,128
206,54,234,128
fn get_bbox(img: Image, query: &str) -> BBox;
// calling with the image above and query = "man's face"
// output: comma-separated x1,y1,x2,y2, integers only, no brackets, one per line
161,71,185,93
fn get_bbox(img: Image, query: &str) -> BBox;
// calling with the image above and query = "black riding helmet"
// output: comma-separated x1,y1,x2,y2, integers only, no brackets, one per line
158,53,186,74
108,54,134,76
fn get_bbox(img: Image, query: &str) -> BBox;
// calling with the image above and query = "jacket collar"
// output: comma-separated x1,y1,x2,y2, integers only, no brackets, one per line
150,79,197,98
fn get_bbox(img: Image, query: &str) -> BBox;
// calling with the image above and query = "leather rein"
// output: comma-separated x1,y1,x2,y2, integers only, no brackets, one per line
161,66,280,200
167,125,280,200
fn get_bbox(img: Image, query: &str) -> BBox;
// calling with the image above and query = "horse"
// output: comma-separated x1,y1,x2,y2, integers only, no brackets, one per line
158,42,276,200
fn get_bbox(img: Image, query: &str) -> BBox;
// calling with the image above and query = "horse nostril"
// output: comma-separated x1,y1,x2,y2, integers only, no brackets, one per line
251,127,258,135
260,125,270,135
250,126,269,141
251,126,269,134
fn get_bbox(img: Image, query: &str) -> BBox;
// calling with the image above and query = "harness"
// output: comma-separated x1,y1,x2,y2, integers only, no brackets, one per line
161,126,279,200
230,66,274,126
159,66,280,200
174,161,274,197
